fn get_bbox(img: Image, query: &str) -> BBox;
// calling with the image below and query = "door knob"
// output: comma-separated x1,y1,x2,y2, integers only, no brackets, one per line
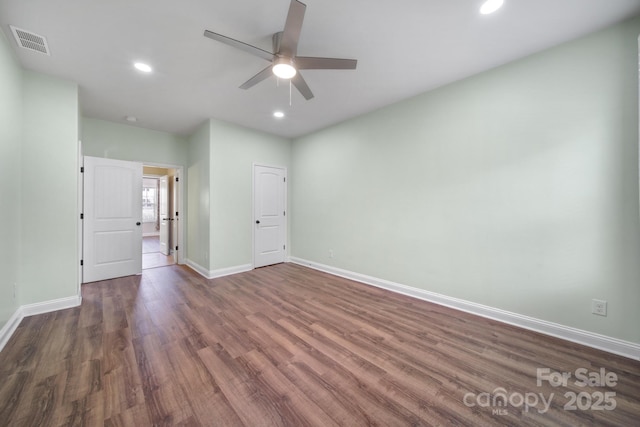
136,222,141,226
256,220,260,224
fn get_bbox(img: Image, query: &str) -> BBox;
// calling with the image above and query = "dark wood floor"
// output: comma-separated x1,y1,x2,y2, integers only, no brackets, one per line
0,264,638,426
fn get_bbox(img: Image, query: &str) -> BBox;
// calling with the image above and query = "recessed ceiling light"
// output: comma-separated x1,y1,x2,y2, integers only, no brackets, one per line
480,0,504,15
273,111,285,119
134,62,152,73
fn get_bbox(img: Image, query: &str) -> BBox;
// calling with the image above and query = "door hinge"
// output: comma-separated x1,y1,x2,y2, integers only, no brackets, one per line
283,177,286,182
175,246,178,251
80,166,84,173
80,260,84,266
283,245,286,250
80,213,84,219
175,177,179,182
175,211,179,217
283,211,286,216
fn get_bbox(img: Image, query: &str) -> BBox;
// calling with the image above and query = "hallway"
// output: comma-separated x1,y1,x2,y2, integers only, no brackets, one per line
142,235,174,269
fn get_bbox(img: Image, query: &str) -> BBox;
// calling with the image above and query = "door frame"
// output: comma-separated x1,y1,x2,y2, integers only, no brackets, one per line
252,162,288,269
78,160,185,282
143,162,185,265
77,141,83,297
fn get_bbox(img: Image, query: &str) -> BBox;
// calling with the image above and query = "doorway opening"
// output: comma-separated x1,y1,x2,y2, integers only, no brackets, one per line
142,165,178,270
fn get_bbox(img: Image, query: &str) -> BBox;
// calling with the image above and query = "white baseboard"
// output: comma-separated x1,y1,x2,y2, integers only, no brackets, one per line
0,307,24,353
0,295,82,353
21,295,82,317
289,257,640,361
185,259,210,278
185,259,253,280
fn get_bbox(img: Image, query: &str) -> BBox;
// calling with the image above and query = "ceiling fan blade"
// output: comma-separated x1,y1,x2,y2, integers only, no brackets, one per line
295,57,358,70
279,0,306,57
291,72,314,100
204,30,274,62
239,65,274,89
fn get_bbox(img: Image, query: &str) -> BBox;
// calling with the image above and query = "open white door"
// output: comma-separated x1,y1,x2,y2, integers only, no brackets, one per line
83,156,143,283
159,175,170,256
253,165,286,268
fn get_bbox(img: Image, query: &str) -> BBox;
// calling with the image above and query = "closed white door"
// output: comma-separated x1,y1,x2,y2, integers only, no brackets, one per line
254,165,286,268
159,175,170,256
83,156,143,283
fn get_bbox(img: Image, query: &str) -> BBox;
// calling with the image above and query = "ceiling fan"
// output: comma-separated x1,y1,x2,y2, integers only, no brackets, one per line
203,0,357,100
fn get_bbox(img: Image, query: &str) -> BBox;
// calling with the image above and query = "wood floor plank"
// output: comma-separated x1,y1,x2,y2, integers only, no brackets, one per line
0,370,29,422
0,262,639,426
57,390,105,427
104,403,152,427
197,345,289,426
278,359,376,427
186,389,245,427
241,349,339,426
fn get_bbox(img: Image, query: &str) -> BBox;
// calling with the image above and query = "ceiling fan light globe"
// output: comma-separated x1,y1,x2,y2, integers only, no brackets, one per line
272,62,297,79
480,0,504,14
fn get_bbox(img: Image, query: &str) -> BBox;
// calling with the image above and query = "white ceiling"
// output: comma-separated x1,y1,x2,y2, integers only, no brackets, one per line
2,0,640,139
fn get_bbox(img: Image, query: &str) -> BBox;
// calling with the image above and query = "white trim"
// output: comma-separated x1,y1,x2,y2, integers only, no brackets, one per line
185,259,253,280
78,141,84,297
0,308,24,353
0,295,82,353
208,264,253,279
141,162,185,265
185,259,210,278
21,295,82,317
289,257,640,361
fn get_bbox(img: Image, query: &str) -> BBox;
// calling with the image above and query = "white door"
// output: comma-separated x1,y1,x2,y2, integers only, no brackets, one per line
159,175,170,256
254,165,287,268
83,156,143,283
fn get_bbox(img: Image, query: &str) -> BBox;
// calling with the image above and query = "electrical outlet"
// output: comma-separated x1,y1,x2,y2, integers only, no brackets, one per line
592,299,607,317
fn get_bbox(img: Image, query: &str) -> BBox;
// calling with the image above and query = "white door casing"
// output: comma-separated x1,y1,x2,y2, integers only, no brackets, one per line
83,156,143,283
159,175,170,256
171,173,179,259
253,165,286,268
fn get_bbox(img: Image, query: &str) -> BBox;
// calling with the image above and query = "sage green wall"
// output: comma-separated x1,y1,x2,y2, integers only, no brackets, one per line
0,30,22,327
21,71,79,304
209,118,291,270
187,121,211,269
82,117,188,166
292,18,640,343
